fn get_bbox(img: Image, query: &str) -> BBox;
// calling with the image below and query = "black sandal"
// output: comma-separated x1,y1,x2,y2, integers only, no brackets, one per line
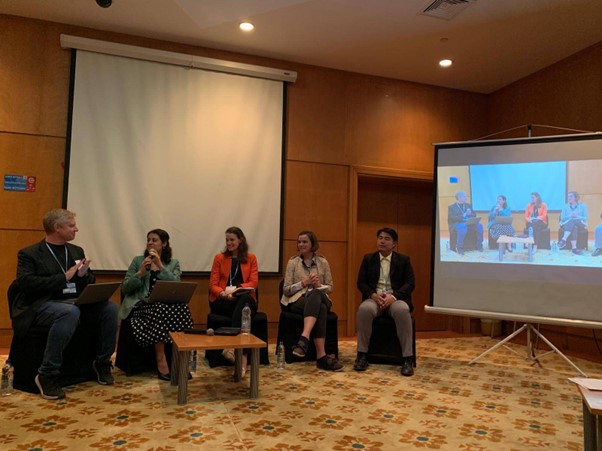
292,336,309,358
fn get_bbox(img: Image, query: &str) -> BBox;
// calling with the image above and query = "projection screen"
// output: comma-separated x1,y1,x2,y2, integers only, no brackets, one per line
65,50,285,273
429,133,602,326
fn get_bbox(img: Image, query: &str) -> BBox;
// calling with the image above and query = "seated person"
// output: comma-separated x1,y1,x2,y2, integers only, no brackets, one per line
593,213,602,257
280,231,342,372
524,191,548,252
558,191,588,255
13,209,118,400
121,228,193,381
447,191,484,254
354,228,415,377
488,194,515,251
209,227,258,376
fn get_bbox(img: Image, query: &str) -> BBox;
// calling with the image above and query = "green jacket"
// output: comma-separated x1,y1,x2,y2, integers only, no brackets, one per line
119,255,181,320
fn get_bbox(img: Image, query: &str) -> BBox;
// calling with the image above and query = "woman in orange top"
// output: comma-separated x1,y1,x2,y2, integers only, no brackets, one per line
209,226,258,372
524,192,548,252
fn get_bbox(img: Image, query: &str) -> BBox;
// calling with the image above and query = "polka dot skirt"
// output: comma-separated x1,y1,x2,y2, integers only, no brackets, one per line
130,302,193,347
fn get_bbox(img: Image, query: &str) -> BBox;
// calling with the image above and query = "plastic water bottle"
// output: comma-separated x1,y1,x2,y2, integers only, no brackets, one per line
241,304,251,335
277,341,286,369
189,351,197,373
1,360,14,396
552,241,558,253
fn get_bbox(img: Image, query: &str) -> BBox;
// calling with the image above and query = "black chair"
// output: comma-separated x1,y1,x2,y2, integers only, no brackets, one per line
449,226,479,252
558,226,588,250
523,225,551,250
276,280,339,364
205,289,270,367
367,315,416,367
115,290,173,376
536,227,551,250
7,280,98,393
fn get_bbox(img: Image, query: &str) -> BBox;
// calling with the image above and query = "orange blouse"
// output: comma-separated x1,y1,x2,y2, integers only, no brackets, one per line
209,252,258,302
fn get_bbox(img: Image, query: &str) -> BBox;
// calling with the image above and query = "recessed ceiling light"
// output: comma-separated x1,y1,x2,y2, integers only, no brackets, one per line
439,59,452,68
239,22,254,32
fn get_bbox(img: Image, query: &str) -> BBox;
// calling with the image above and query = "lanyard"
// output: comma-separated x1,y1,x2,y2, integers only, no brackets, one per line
46,243,68,273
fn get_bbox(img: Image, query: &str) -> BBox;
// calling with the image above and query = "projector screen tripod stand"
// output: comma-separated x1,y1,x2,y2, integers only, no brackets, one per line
468,323,587,377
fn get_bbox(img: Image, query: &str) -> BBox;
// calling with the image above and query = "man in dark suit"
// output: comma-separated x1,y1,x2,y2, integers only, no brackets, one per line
447,190,484,254
12,209,118,399
354,228,415,376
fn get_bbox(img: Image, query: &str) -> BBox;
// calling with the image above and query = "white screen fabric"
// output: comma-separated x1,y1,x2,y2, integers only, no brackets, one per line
431,134,602,325
67,51,284,272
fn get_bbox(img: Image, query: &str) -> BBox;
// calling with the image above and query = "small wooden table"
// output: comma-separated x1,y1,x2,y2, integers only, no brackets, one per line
169,332,267,405
577,385,602,451
496,235,535,262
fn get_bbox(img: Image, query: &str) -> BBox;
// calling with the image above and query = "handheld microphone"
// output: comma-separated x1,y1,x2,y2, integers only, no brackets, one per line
184,328,214,335
146,250,155,270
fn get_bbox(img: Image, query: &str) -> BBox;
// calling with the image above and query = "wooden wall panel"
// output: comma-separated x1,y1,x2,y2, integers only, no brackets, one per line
286,66,350,165
488,41,602,136
0,134,65,229
345,77,487,172
0,16,71,136
284,161,349,242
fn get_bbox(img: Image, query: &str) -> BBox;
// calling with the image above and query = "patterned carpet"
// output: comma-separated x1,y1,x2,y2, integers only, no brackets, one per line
1,337,600,450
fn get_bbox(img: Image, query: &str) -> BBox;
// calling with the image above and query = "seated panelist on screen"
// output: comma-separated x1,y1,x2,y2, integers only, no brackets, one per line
523,192,548,253
487,194,515,251
447,191,484,255
558,191,588,255
121,228,193,381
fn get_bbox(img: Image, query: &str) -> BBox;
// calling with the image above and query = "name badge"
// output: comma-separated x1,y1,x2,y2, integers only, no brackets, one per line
63,282,77,295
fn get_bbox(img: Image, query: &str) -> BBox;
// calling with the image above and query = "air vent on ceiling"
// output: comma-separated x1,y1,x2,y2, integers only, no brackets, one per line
420,0,477,21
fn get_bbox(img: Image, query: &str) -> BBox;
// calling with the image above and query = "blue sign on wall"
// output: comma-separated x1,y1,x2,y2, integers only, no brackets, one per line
4,175,36,192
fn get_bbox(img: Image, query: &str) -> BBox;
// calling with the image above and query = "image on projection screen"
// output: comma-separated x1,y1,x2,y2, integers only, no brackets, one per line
437,148,602,270
431,134,602,324
66,50,284,273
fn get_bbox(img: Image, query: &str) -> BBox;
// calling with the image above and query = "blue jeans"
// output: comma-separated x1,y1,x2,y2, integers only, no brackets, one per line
453,222,484,249
34,300,118,376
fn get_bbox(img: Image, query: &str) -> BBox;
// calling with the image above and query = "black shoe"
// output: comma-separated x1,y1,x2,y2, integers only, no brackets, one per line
158,371,171,381
353,354,369,371
456,247,464,255
400,358,414,377
35,373,65,400
572,248,584,255
292,336,309,358
592,248,602,257
558,239,567,249
93,360,114,385
316,356,343,372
